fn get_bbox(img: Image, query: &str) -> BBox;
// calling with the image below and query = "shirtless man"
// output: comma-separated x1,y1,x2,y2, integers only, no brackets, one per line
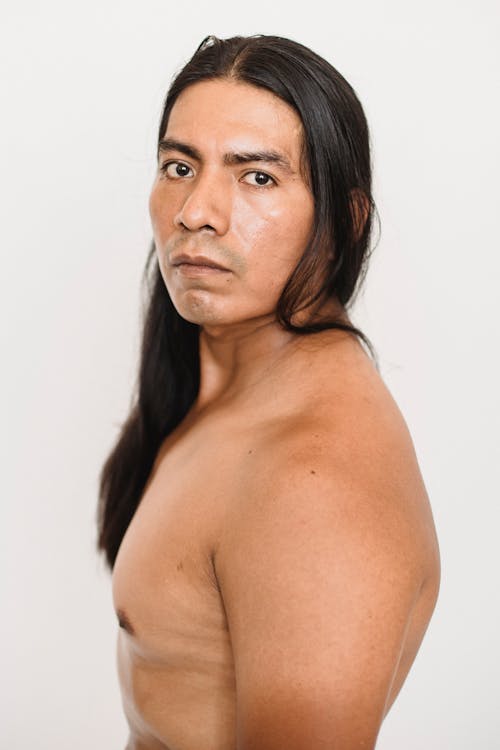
98,34,440,750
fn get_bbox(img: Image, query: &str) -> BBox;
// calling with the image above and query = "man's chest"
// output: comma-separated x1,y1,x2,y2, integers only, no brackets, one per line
111,430,242,748
111,428,240,664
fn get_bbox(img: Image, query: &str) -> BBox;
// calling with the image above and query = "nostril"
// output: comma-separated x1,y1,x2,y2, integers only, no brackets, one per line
178,219,216,232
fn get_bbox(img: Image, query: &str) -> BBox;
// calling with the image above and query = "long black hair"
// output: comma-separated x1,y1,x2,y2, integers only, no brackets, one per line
97,34,379,569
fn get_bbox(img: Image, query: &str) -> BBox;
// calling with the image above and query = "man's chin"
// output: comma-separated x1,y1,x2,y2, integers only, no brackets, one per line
174,301,226,328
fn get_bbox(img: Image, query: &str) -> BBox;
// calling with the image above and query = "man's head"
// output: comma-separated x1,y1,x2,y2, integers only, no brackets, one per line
150,77,315,330
150,34,375,332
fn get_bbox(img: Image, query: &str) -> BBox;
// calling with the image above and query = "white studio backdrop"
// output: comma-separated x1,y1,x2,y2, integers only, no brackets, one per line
1,1,499,748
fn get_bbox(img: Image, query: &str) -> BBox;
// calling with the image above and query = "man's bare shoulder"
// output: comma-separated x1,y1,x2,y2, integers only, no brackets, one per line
222,329,439,586
271,329,421,476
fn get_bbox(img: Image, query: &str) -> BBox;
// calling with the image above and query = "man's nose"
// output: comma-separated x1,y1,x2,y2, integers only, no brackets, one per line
174,170,231,235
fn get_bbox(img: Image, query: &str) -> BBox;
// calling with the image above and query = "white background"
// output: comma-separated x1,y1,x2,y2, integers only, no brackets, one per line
1,1,499,748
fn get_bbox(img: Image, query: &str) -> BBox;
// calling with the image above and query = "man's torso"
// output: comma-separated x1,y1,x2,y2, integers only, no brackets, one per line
112,332,440,750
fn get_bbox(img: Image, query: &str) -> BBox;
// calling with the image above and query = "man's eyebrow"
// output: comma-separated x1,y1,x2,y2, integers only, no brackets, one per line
158,138,294,174
222,150,294,174
158,138,201,161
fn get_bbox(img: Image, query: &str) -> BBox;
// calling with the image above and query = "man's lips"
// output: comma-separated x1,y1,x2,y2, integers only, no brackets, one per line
170,253,230,271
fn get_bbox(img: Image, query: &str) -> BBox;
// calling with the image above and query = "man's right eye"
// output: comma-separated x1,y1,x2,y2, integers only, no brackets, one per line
160,161,194,178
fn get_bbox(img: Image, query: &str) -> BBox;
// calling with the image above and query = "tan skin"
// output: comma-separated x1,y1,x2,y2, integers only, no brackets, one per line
112,78,441,750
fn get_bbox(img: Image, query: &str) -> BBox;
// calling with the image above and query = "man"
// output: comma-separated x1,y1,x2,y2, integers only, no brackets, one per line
98,35,440,750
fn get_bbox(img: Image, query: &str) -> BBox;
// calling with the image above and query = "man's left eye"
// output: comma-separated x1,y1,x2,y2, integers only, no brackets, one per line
243,171,276,187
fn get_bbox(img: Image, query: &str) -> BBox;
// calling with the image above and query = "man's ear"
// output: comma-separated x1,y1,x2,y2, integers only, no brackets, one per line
349,188,370,242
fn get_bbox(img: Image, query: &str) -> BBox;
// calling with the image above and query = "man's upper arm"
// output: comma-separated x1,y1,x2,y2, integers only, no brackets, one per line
214,442,426,750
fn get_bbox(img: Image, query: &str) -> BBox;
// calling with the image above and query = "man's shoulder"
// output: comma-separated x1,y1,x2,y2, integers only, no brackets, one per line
268,332,414,474
226,334,435,573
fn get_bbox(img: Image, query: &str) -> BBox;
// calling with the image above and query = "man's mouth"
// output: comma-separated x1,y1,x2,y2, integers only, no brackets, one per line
171,253,231,272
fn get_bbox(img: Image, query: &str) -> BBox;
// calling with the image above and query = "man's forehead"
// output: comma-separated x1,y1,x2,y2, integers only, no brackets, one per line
163,79,305,165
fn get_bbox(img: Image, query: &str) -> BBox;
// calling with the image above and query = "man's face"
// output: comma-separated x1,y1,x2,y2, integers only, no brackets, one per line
149,78,315,331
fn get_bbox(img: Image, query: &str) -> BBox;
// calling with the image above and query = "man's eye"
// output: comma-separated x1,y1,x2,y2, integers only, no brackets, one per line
243,171,276,187
160,161,193,178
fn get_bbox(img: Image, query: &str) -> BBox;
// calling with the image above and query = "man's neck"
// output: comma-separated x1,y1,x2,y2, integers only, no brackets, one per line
193,314,297,411
192,297,350,411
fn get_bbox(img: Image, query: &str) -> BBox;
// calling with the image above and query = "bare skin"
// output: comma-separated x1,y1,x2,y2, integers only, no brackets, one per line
112,79,440,749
